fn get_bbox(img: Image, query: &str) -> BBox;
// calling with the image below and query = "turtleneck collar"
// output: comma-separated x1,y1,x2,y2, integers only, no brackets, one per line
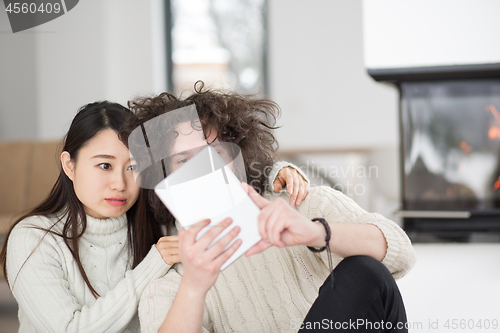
84,213,128,235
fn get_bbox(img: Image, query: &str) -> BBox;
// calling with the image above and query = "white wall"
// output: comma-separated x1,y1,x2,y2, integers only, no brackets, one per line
0,0,166,140
363,0,500,69
0,6,37,140
268,0,399,151
34,0,107,139
267,0,401,214
0,0,401,210
1,0,400,212
2,0,398,148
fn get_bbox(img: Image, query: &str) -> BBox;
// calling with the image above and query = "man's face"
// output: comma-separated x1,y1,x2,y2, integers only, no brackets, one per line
168,121,234,173
168,121,218,173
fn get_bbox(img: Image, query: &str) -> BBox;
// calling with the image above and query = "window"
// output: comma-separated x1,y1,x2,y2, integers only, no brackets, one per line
167,0,268,95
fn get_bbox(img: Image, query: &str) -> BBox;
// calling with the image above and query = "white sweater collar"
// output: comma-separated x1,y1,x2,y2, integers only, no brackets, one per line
84,213,127,235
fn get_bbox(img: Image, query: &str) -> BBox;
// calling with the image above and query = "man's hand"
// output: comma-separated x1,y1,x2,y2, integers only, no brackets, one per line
243,183,325,257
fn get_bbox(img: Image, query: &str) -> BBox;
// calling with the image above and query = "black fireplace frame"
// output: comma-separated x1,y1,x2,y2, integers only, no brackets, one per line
369,63,500,241
368,63,500,83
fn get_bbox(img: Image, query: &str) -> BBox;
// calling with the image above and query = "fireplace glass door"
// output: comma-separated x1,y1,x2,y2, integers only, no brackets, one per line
401,80,500,212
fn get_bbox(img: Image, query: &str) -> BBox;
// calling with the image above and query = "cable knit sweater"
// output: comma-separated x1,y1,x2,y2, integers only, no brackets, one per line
6,213,170,333
139,186,416,333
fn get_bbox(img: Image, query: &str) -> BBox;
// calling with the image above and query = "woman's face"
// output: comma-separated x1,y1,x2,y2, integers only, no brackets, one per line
62,129,140,219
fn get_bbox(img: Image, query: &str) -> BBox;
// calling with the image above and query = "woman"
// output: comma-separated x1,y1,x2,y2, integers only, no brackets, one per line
0,101,171,332
0,101,308,332
120,87,417,333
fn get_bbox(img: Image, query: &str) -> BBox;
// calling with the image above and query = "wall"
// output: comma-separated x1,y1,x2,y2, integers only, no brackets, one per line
268,0,398,151
0,0,400,213
267,0,400,213
34,0,106,139
2,0,398,148
0,6,37,140
0,0,166,140
363,0,500,69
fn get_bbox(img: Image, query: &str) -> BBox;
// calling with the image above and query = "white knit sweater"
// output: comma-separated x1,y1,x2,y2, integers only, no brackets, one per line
139,186,416,333
6,213,170,333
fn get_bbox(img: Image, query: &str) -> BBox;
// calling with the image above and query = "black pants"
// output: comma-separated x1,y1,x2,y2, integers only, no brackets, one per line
298,256,408,332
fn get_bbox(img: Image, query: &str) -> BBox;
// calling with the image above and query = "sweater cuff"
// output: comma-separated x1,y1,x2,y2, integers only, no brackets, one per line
357,212,416,280
357,214,402,274
267,161,309,192
360,213,402,273
130,245,171,292
372,223,400,271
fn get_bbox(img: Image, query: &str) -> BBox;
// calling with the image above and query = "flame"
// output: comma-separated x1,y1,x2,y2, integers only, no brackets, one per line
487,105,500,190
494,176,500,191
486,104,500,123
486,105,500,140
460,140,472,154
489,127,500,140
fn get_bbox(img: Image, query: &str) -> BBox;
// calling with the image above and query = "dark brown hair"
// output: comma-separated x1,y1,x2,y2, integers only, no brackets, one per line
120,82,280,232
0,101,155,298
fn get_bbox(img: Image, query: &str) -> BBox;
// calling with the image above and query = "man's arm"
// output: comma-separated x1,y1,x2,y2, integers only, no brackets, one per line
308,222,387,261
244,183,416,278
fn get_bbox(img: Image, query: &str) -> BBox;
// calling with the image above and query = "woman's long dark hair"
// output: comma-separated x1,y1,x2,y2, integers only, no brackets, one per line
120,82,280,233
0,101,162,298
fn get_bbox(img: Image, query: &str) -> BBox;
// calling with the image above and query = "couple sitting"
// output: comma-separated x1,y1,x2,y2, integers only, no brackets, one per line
4,81,415,333
122,83,416,333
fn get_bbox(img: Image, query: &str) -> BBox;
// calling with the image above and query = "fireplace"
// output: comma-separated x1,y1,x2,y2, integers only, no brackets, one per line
362,0,500,241
370,66,500,240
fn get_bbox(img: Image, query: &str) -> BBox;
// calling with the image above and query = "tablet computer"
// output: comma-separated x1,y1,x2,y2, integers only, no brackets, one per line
154,145,262,270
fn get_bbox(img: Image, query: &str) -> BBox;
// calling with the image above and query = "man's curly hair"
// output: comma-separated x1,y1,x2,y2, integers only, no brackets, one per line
119,82,281,231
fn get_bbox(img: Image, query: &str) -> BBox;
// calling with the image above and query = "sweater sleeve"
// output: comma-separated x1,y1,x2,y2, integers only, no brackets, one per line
284,186,416,279
267,161,309,192
139,268,212,333
6,218,170,333
301,186,416,280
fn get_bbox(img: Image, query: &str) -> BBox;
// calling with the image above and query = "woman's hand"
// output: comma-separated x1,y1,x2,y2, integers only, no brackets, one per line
158,219,241,333
273,166,309,206
178,218,242,295
155,235,180,265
